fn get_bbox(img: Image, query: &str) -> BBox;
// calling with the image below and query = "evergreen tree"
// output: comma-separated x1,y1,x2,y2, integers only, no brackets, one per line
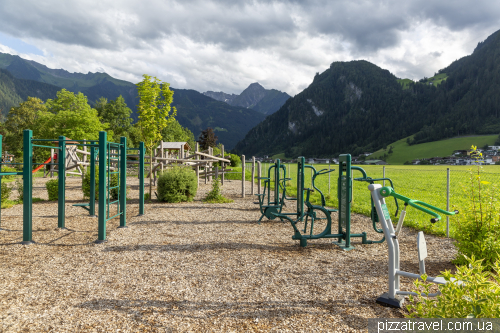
198,127,218,150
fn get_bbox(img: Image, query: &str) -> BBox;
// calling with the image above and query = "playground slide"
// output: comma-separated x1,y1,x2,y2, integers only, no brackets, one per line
32,156,53,173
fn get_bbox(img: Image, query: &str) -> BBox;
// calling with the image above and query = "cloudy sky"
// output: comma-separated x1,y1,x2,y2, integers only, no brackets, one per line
0,0,499,96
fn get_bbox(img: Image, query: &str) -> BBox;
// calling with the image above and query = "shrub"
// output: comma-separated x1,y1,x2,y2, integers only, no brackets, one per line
45,179,58,201
203,177,233,203
1,166,17,180
406,256,500,318
1,182,12,203
157,166,197,203
229,154,241,167
82,169,119,200
453,146,500,269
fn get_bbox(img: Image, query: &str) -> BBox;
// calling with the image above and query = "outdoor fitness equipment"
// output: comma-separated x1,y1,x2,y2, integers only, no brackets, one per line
368,183,458,308
272,156,339,247
334,154,399,250
19,130,133,244
255,159,294,223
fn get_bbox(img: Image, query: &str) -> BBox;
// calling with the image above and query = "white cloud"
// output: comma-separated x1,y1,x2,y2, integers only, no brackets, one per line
0,0,499,95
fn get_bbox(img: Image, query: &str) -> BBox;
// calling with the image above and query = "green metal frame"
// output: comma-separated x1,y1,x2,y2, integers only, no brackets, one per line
15,130,144,245
255,159,294,223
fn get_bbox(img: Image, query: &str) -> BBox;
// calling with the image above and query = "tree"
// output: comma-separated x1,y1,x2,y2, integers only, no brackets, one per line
95,95,133,140
136,74,177,198
4,97,47,156
36,89,106,142
198,127,218,150
161,119,195,150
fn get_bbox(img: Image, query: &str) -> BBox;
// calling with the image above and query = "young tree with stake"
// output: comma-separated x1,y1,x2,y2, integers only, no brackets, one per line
136,75,177,199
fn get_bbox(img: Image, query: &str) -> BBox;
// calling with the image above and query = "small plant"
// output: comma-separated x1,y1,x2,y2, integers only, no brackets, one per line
229,154,241,167
406,256,500,318
144,192,150,201
157,166,198,203
1,182,12,203
45,179,59,201
453,145,500,269
203,177,233,203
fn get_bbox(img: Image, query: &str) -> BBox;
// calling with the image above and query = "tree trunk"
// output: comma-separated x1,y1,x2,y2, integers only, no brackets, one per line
150,149,153,200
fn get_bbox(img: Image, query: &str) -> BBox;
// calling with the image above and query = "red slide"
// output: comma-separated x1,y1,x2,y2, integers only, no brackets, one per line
33,156,54,173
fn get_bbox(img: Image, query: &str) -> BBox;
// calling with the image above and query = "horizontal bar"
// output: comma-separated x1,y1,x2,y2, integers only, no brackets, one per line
396,270,447,285
32,144,62,150
0,172,22,176
106,212,123,221
0,163,24,165
109,186,120,190
108,199,120,205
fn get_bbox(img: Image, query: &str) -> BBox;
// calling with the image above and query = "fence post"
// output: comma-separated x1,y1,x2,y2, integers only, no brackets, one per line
221,144,225,185
257,161,261,194
215,166,219,181
160,140,164,173
447,168,450,238
208,147,212,182
251,156,255,195
139,141,145,215
383,166,386,186
242,155,246,198
195,143,200,186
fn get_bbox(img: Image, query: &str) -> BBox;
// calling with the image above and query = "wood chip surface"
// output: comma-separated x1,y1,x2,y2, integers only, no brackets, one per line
0,177,457,332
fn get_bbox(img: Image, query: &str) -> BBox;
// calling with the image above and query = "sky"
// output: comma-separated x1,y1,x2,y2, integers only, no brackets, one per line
0,0,499,96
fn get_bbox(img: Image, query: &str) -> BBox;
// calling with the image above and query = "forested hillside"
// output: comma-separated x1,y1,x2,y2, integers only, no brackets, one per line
0,69,59,116
234,29,500,157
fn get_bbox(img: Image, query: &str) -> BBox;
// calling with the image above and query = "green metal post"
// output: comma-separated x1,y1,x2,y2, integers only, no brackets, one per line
274,159,280,205
89,141,96,217
22,130,33,244
139,141,145,215
58,136,66,229
119,136,127,228
297,157,304,217
333,154,355,250
96,131,107,243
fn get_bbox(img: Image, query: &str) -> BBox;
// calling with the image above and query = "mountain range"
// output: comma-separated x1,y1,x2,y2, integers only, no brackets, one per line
0,52,267,149
234,29,500,158
203,82,291,115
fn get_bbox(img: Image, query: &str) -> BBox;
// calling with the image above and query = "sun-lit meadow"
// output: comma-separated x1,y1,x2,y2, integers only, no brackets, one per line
245,163,500,238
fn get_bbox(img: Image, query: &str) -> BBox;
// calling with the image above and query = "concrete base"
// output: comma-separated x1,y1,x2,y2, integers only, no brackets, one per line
376,293,405,308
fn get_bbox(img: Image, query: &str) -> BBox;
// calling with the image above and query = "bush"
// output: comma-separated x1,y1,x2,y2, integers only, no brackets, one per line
228,154,241,167
1,166,17,180
1,182,12,203
45,179,58,201
157,166,197,203
453,146,500,269
82,169,119,200
406,256,500,318
203,177,233,203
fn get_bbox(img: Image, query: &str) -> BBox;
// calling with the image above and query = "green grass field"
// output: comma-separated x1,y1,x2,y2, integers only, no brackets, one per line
397,78,414,90
369,135,497,164
246,163,500,239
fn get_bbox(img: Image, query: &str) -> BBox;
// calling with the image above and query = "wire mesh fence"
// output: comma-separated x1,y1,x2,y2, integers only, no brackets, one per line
244,162,497,238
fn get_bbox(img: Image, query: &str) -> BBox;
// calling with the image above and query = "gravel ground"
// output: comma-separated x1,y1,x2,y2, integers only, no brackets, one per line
0,176,457,332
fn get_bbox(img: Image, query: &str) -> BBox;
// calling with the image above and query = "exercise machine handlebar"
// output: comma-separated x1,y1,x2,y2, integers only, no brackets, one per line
379,186,458,223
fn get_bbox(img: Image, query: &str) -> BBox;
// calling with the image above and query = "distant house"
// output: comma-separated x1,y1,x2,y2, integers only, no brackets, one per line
314,158,330,164
157,142,191,157
364,159,387,165
489,146,500,151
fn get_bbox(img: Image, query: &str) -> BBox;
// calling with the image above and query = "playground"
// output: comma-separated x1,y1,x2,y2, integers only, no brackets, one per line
0,176,457,332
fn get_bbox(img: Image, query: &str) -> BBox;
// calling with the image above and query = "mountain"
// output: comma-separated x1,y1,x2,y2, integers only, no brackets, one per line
0,52,140,120
0,52,264,148
203,82,291,115
171,88,265,149
234,29,500,158
0,68,60,115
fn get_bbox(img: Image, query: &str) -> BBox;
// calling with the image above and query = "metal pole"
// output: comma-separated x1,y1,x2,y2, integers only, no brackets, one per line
119,136,127,228
328,162,331,195
57,136,66,229
22,130,33,244
139,141,145,215
383,166,386,186
242,155,246,198
89,141,96,217
195,142,200,186
447,168,450,238
96,131,107,243
251,156,255,195
257,161,261,194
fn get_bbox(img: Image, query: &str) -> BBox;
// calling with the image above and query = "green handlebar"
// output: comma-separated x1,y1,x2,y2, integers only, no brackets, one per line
379,186,458,223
